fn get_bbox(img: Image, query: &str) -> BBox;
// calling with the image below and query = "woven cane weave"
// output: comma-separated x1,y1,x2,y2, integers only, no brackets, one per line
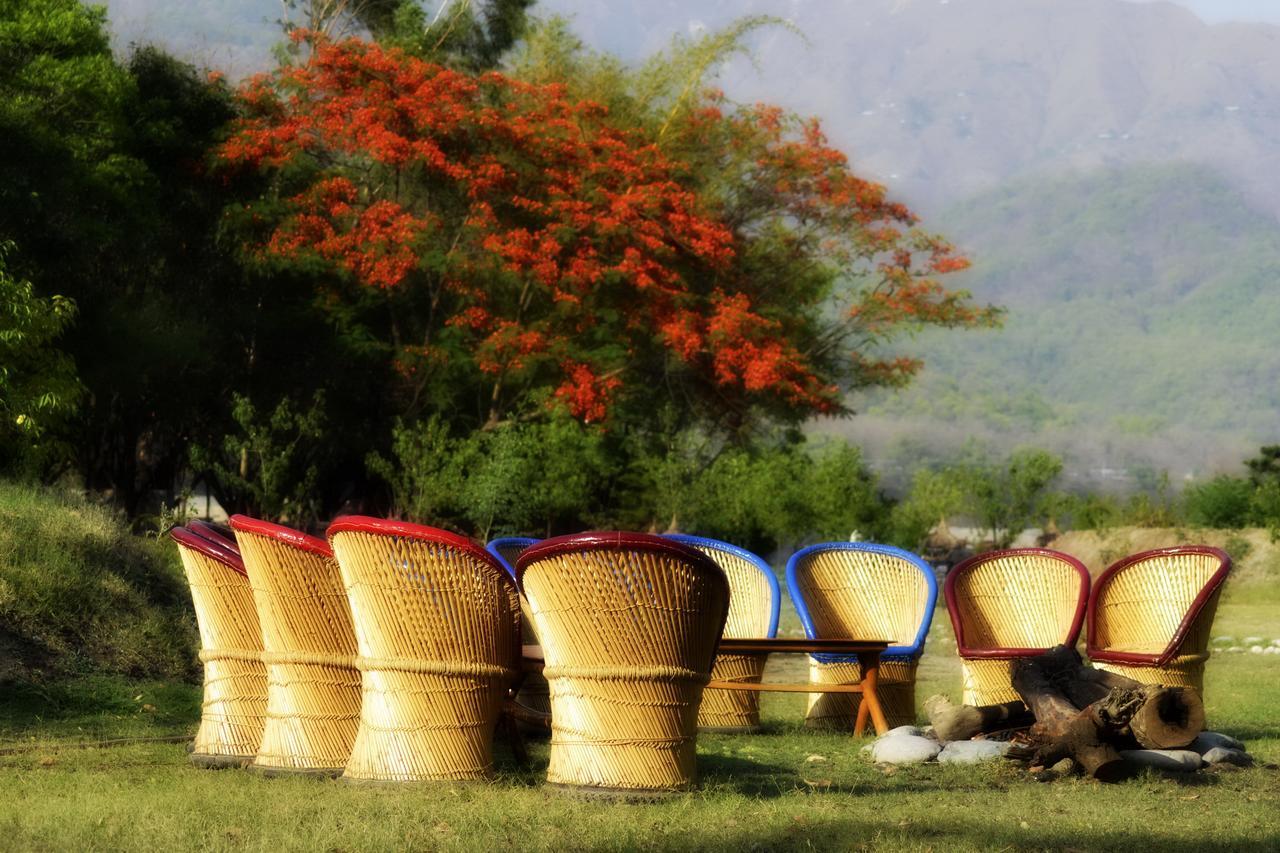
230,516,361,775
945,549,1089,706
666,534,778,732
486,537,549,722
786,543,937,729
328,517,520,782
1088,546,1230,695
516,533,729,796
171,527,267,766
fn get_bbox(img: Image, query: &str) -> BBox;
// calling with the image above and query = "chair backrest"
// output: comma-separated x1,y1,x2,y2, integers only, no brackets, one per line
170,525,260,652
229,515,356,660
327,517,520,667
485,537,541,580
945,548,1089,656
786,542,937,657
665,534,779,639
516,532,730,673
189,520,239,553
1087,545,1231,666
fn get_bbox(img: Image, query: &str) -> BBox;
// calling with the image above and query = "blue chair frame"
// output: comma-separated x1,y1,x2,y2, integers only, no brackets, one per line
486,536,541,582
785,541,938,664
664,533,780,638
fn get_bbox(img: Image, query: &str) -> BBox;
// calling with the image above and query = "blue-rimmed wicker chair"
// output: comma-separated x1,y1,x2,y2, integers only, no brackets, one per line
230,515,361,776
516,532,729,798
486,537,548,724
665,534,779,733
1087,545,1231,696
327,517,521,782
945,548,1090,706
786,542,937,729
171,526,267,768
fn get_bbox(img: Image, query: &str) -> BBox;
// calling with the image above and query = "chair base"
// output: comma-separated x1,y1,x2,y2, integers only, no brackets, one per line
249,763,345,779
190,752,254,770
698,724,764,735
545,781,686,803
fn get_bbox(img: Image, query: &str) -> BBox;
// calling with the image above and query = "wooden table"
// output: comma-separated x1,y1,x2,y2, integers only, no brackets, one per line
521,638,892,737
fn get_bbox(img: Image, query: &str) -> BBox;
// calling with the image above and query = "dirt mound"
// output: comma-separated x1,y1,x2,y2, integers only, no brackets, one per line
1050,527,1280,585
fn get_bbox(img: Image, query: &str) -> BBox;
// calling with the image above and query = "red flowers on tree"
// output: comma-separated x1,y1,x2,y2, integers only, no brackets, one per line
219,33,995,430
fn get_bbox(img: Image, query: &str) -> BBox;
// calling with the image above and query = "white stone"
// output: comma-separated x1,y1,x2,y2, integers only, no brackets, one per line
1271,639,1280,647
1227,646,1244,653
871,735,942,764
937,740,1009,764
1251,645,1264,654
1202,747,1253,767
1120,749,1203,772
1265,647,1280,655
1191,731,1245,753
881,725,924,739
1243,636,1265,645
1212,635,1234,644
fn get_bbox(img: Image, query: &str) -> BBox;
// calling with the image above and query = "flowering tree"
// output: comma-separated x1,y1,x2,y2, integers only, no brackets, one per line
219,32,996,437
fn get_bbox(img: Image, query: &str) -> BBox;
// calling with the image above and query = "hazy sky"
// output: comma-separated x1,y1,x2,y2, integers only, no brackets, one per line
1129,0,1280,23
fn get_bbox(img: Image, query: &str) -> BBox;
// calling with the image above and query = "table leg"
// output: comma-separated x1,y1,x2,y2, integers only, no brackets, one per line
856,651,890,736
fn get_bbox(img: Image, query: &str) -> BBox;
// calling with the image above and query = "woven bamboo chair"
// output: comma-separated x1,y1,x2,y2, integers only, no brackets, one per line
665,534,779,733
786,542,937,730
516,532,730,798
170,526,267,768
189,519,238,550
1087,546,1231,695
486,537,549,725
327,517,521,782
944,548,1090,706
230,515,361,776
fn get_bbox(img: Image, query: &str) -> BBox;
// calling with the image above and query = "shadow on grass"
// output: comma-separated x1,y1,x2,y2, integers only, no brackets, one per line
0,675,199,740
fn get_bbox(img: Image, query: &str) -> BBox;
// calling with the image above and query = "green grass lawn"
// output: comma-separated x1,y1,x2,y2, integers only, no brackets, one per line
2,590,1277,852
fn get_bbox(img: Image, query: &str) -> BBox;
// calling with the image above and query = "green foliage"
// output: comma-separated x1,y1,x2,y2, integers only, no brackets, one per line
954,448,1063,547
1183,474,1254,529
0,243,82,472
887,468,964,550
0,480,197,684
190,393,329,526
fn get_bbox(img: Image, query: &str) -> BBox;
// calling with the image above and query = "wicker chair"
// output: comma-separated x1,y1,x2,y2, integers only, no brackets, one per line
327,517,521,782
945,548,1090,706
516,532,730,798
1087,546,1231,694
171,526,267,768
786,542,937,730
665,534,779,733
485,537,548,724
189,520,238,549
230,515,361,776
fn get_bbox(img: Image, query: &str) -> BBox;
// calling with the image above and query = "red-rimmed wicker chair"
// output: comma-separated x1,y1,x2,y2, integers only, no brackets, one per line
665,534,779,733
230,515,361,776
1087,546,1231,695
189,520,238,549
170,526,267,768
516,532,730,799
786,542,938,730
327,517,521,782
945,548,1090,706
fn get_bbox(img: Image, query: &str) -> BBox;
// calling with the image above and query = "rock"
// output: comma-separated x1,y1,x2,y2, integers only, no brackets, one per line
938,740,1010,764
1227,646,1244,653
871,735,942,765
881,725,924,739
1191,731,1245,753
1266,647,1280,655
1202,747,1254,767
1243,636,1264,645
1120,749,1203,772
1212,635,1234,644
1250,645,1264,654
1272,639,1280,647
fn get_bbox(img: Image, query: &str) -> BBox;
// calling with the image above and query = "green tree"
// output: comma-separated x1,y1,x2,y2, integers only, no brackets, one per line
0,243,82,473
956,448,1063,547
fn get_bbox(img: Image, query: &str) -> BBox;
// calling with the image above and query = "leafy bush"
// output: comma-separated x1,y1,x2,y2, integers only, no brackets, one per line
1183,475,1254,528
0,480,197,684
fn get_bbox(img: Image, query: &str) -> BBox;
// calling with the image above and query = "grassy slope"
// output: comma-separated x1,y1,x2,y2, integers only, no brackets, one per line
1,582,1275,851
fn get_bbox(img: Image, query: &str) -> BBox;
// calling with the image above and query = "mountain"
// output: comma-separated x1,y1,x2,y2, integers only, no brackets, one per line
831,163,1280,487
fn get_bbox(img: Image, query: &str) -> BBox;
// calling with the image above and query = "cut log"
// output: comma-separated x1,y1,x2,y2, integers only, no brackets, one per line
1011,653,1131,782
923,694,1034,742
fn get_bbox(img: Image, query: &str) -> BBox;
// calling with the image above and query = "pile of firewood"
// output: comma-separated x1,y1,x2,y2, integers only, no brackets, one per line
925,645,1220,781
